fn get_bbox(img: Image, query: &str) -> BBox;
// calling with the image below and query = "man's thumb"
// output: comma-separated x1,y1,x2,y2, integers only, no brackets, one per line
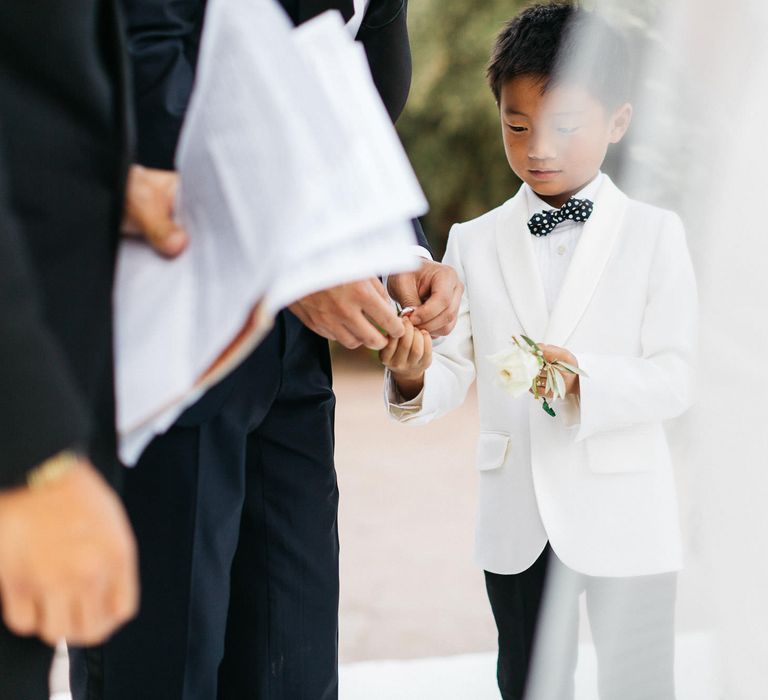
393,277,422,308
146,221,188,258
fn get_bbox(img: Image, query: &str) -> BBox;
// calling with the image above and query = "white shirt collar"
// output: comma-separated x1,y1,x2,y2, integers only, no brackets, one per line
525,171,604,217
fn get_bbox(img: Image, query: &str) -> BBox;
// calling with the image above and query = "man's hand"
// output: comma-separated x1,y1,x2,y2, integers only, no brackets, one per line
123,164,188,257
290,278,405,350
0,459,139,646
387,260,463,337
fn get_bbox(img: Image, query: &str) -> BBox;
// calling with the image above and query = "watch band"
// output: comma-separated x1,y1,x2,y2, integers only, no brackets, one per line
26,450,81,489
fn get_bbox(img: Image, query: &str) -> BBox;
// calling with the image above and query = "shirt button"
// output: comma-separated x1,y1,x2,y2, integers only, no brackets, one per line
557,244,567,256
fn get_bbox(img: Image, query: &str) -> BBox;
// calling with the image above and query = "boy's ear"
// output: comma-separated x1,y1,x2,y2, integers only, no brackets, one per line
608,102,633,144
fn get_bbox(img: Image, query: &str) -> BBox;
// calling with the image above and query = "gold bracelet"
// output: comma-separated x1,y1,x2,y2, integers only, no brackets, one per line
26,450,81,489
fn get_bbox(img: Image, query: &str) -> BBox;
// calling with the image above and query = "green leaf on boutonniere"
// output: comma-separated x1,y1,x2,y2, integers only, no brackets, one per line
520,335,540,352
545,366,553,396
542,399,556,417
552,366,566,399
553,360,587,377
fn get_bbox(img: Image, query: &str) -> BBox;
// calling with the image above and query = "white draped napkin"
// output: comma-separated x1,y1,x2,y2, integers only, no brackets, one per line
115,0,427,465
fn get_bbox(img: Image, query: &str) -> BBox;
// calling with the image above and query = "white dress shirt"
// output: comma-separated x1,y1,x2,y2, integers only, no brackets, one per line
526,172,604,312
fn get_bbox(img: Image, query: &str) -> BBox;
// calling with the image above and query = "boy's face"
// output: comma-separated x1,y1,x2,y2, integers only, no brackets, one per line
498,75,632,207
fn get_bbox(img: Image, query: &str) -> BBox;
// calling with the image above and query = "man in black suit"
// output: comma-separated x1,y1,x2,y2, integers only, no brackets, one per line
70,1,463,699
0,3,188,696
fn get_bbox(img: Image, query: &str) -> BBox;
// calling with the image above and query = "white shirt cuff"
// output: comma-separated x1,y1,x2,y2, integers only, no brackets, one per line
559,394,581,429
412,245,432,261
385,370,425,416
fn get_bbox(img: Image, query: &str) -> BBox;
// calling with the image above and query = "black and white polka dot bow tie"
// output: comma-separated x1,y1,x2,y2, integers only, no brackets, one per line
527,197,594,237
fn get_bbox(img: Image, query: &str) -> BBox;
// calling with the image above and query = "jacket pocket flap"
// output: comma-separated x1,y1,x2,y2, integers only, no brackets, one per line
476,432,510,471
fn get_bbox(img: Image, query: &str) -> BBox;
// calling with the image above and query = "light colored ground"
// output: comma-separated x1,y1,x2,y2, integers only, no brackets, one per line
334,353,497,663
338,633,720,700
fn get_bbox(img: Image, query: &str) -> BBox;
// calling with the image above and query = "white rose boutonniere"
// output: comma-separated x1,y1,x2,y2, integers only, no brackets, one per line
488,342,541,398
489,335,587,417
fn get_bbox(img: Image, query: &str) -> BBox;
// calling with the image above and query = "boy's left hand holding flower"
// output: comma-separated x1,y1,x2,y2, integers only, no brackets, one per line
534,344,581,399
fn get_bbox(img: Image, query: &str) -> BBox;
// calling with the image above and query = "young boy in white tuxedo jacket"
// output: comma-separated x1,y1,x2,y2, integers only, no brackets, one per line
381,4,697,699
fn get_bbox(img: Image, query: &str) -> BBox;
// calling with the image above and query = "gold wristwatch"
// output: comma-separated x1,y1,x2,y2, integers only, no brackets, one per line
26,450,82,489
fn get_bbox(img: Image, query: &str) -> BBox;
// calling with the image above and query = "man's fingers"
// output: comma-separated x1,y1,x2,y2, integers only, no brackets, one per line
123,165,188,258
65,553,138,646
432,285,464,338
288,303,314,332
108,539,140,626
142,223,188,258
363,302,404,342
344,314,388,350
372,278,390,301
39,591,69,646
334,323,364,350
409,280,459,330
1,587,39,638
66,596,108,646
291,279,412,348
419,284,464,336
388,271,422,310
414,295,459,335
288,303,338,342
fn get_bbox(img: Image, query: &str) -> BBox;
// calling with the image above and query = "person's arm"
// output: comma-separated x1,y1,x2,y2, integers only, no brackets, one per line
120,0,205,168
574,214,698,440
357,0,412,123
0,175,90,487
0,152,138,645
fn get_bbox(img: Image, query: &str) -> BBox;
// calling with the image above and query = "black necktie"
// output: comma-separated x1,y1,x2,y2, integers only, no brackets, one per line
527,197,594,237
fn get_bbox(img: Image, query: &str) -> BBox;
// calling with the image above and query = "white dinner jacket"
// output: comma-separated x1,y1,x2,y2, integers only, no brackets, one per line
387,176,698,577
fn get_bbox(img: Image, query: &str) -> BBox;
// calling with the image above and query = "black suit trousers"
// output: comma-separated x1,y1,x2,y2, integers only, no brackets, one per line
0,623,53,700
71,312,339,700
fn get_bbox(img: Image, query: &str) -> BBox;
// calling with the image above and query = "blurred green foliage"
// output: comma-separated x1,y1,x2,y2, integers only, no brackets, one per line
398,0,528,256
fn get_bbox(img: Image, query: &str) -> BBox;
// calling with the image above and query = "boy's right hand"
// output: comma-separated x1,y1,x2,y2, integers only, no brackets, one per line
379,319,432,400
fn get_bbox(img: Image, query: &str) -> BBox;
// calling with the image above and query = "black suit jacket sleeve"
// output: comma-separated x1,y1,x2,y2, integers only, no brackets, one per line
359,1,430,254
121,0,204,169
0,157,90,489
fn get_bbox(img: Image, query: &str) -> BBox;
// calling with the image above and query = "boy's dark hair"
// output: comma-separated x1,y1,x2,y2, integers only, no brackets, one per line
487,2,631,107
